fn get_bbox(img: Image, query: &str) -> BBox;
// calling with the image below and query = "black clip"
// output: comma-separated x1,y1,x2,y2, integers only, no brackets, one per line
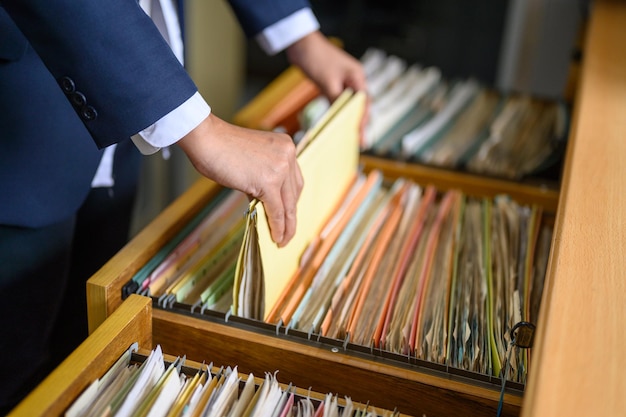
496,321,537,417
510,321,536,349
121,280,139,300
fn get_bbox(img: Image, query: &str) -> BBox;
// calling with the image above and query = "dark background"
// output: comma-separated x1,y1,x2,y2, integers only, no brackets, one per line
245,0,510,86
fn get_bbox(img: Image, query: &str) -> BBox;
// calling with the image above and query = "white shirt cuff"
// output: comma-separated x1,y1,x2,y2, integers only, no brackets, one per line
255,8,320,56
91,144,117,188
131,91,211,155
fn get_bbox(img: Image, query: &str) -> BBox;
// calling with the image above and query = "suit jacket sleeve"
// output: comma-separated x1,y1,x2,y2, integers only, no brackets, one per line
2,0,198,149
227,0,313,38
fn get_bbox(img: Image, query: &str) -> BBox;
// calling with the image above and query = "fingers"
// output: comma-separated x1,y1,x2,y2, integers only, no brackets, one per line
177,114,304,247
287,31,368,102
262,150,303,246
248,131,303,247
359,95,372,149
344,65,368,93
323,79,345,103
277,158,304,246
319,54,367,102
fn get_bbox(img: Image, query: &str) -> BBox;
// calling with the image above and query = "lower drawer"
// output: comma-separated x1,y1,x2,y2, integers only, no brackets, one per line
11,295,403,417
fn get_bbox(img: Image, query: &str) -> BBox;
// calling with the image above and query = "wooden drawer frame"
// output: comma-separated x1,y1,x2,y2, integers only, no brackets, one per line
11,296,403,417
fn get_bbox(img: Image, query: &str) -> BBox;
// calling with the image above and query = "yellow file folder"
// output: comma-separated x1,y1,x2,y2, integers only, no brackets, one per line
234,89,367,320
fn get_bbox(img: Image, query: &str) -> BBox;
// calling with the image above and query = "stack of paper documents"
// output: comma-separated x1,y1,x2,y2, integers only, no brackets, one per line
263,170,549,383
123,87,551,385
359,48,568,180
66,344,391,417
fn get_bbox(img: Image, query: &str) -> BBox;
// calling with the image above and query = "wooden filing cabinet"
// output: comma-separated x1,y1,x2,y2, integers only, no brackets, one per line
10,295,402,417
85,1,626,416
87,181,536,417
10,296,153,417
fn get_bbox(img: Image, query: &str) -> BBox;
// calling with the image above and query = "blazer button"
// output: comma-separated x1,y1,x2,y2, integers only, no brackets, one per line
70,91,87,108
81,105,98,121
59,76,75,93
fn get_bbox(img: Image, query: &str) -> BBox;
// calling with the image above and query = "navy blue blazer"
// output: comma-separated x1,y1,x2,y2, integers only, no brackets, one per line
0,0,310,228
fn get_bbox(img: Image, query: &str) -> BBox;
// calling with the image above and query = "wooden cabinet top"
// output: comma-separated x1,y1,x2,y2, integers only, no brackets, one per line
521,1,626,415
